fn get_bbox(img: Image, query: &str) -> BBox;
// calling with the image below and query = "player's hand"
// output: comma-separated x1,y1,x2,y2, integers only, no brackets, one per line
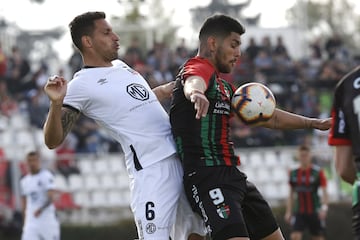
190,90,209,119
34,209,41,217
44,75,67,105
312,117,331,131
318,209,327,220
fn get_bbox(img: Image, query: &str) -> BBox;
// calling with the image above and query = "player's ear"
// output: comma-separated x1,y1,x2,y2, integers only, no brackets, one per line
82,35,92,49
207,36,217,52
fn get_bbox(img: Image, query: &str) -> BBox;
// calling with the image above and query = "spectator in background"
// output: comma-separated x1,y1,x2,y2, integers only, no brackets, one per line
55,134,80,179
0,80,18,117
260,35,273,55
26,63,51,128
285,145,328,240
124,36,144,67
254,49,274,76
0,42,7,82
273,36,289,58
245,37,261,63
5,46,30,97
68,45,83,76
325,33,342,60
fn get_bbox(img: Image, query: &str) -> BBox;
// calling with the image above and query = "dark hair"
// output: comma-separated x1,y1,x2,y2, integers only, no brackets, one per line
199,14,245,42
27,151,39,158
69,11,106,52
298,145,310,151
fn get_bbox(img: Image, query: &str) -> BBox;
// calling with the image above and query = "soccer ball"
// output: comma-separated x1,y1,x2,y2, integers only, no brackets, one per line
231,82,276,125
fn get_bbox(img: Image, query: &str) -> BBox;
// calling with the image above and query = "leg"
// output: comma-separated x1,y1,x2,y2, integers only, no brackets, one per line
171,188,207,240
261,228,285,240
188,233,206,240
183,167,251,240
242,182,284,240
131,157,183,240
289,231,302,240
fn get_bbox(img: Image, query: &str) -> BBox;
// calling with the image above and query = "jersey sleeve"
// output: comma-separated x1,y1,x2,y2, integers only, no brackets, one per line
19,178,26,196
63,78,89,113
180,58,215,88
328,80,352,146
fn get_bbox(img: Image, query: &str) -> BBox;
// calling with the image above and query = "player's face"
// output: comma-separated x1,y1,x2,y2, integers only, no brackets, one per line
27,155,41,174
90,19,120,62
214,32,241,73
298,149,312,166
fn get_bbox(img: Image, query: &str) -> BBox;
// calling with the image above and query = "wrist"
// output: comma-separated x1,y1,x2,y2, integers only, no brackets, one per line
50,100,63,107
321,204,328,211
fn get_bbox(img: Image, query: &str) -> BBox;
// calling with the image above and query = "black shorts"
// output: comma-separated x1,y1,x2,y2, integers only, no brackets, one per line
183,166,278,240
291,213,325,236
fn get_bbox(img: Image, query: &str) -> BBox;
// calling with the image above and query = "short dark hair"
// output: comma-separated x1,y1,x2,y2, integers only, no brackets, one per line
26,151,39,158
298,145,310,152
69,11,106,52
199,14,245,42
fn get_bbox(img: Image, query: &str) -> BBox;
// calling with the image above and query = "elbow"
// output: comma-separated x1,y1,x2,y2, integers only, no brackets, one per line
44,137,62,150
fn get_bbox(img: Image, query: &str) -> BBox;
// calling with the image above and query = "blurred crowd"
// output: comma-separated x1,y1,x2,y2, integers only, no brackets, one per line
0,33,358,157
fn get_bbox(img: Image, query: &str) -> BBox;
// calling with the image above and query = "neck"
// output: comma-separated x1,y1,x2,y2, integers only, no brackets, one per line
30,169,41,175
82,54,113,68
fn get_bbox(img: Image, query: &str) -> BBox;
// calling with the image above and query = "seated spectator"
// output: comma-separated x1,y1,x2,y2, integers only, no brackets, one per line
55,134,80,178
0,81,18,117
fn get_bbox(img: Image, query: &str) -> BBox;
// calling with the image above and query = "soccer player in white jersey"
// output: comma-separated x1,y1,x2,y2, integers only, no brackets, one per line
20,151,60,240
43,12,206,240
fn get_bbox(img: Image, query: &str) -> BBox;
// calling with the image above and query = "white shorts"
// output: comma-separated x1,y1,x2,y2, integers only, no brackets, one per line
22,222,60,240
171,187,208,239
130,154,206,240
130,154,183,240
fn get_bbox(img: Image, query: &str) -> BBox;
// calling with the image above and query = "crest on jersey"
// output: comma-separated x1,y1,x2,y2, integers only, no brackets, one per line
216,204,230,219
127,83,149,101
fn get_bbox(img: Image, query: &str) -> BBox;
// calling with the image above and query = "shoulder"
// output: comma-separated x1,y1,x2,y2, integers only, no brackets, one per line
40,169,54,178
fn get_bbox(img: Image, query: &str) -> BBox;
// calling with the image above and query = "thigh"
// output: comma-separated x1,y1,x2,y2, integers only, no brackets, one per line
184,166,249,240
39,224,60,240
22,226,40,240
171,187,208,240
291,214,306,232
132,156,183,240
242,181,279,240
307,214,325,236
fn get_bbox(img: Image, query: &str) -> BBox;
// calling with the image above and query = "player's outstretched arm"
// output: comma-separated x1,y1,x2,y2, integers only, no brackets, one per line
43,76,79,149
259,108,331,130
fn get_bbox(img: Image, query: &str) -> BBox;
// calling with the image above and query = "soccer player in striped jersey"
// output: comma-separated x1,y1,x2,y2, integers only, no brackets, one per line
43,11,206,240
328,65,360,239
20,151,60,240
170,14,331,240
285,145,328,240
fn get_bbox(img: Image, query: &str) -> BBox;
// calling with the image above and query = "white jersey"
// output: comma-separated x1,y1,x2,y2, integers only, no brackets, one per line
63,60,177,173
20,169,58,226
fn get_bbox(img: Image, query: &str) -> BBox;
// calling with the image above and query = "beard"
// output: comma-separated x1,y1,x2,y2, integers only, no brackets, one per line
215,48,233,73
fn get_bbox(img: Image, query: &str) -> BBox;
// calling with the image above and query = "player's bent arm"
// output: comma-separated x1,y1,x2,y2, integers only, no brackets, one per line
21,196,26,224
184,76,209,119
183,76,207,99
44,105,80,149
258,108,331,130
284,187,294,223
334,145,356,184
152,81,175,102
